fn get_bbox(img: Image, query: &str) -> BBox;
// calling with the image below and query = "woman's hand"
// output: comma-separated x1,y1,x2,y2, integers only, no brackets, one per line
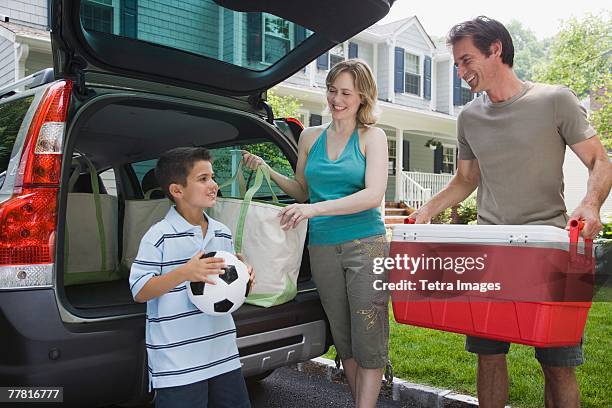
278,203,319,230
242,151,269,171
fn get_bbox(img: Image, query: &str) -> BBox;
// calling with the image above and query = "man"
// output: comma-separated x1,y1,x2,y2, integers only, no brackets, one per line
410,16,612,408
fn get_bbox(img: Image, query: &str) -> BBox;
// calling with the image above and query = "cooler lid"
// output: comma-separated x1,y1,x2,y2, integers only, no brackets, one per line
391,224,577,245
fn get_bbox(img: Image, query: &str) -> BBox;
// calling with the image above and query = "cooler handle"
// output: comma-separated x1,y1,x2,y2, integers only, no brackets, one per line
568,219,593,262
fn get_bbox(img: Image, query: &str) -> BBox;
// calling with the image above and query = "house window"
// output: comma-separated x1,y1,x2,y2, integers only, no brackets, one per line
460,79,474,105
263,14,292,64
404,53,420,96
442,145,456,174
388,140,396,175
81,0,114,34
329,44,345,68
309,114,322,127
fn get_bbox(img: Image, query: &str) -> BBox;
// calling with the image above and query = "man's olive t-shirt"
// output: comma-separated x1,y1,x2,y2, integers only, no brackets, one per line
457,82,596,227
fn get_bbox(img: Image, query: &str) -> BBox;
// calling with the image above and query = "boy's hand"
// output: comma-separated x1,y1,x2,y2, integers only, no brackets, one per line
181,251,226,284
236,253,255,294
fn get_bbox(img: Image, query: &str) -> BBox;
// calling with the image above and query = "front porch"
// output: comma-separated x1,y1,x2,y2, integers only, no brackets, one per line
383,171,454,224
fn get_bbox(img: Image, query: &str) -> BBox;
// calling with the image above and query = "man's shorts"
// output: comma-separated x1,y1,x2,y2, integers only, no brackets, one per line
309,234,390,369
465,336,584,367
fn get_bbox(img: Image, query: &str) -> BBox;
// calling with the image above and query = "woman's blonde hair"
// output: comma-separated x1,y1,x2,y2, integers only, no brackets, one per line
325,59,380,126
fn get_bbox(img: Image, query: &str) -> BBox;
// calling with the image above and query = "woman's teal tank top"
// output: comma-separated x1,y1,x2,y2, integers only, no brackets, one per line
304,126,385,245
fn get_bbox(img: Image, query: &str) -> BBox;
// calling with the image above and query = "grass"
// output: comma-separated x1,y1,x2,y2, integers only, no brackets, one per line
323,302,611,408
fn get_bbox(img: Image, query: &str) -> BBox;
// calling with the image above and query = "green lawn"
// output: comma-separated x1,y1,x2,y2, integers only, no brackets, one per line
324,302,611,408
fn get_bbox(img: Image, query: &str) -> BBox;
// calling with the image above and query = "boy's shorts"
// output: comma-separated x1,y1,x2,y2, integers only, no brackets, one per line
465,336,584,367
309,234,390,369
155,368,251,408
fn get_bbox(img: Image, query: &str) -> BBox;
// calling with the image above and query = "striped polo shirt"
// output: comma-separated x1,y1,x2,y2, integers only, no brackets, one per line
129,206,241,389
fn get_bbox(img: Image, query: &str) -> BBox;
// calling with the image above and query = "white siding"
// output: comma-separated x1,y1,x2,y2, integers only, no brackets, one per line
563,148,612,217
377,44,389,101
285,68,310,87
0,0,48,29
394,24,431,110
0,36,14,88
435,59,450,114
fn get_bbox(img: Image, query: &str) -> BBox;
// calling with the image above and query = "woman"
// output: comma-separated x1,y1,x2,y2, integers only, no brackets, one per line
243,59,389,407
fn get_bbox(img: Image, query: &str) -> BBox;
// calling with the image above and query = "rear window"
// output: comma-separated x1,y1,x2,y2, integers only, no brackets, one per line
79,0,313,71
0,96,34,188
130,142,293,200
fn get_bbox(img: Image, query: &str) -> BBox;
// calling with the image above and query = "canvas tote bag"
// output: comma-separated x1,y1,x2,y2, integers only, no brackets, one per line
207,165,307,307
121,194,172,275
64,157,120,285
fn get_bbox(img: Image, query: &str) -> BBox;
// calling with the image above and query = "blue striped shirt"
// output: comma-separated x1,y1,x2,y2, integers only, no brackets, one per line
129,206,241,389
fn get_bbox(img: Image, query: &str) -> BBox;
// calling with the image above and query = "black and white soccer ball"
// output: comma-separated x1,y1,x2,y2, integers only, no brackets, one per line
187,250,250,316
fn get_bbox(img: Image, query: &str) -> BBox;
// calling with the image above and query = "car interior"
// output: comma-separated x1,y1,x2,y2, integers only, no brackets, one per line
58,96,314,317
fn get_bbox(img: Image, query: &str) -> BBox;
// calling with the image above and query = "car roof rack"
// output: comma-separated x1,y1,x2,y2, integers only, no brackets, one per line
0,68,55,100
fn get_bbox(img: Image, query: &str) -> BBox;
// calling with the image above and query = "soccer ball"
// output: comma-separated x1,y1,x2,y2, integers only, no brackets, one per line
187,251,250,316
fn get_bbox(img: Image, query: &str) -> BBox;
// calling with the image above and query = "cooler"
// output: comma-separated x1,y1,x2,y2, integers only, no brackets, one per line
389,220,593,347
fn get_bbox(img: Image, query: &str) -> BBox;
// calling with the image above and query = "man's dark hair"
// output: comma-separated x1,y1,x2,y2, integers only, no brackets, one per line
447,16,514,67
155,147,212,202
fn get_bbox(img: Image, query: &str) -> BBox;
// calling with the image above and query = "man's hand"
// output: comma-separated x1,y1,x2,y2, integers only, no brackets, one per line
236,253,255,295
408,207,433,224
567,205,603,239
180,251,226,284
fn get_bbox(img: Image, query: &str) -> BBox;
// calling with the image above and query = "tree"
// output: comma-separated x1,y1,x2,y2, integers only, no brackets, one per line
534,13,611,149
266,88,301,119
506,20,550,81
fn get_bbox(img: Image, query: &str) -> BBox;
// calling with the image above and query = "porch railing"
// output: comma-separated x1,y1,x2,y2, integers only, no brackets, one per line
404,171,454,197
399,171,454,208
399,172,431,209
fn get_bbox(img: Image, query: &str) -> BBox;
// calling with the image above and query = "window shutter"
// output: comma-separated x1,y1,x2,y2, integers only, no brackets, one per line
309,114,322,126
434,145,444,174
424,56,432,100
394,47,405,93
453,65,461,106
402,140,410,172
120,0,137,38
247,13,263,62
316,52,329,70
348,42,358,59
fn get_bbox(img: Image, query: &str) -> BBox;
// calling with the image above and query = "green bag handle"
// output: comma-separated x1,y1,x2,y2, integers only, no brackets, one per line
218,160,247,197
219,160,279,202
66,156,107,274
233,166,280,253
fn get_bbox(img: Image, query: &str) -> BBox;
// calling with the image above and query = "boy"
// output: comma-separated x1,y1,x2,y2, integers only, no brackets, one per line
129,147,253,408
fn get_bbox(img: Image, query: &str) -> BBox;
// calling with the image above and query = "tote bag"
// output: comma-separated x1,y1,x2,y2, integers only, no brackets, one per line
207,165,307,307
64,157,120,286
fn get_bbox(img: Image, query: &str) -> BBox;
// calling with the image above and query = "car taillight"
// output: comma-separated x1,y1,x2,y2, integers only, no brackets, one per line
0,80,72,289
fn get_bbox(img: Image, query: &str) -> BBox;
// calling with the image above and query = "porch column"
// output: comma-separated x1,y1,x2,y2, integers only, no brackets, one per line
14,42,28,82
394,128,403,202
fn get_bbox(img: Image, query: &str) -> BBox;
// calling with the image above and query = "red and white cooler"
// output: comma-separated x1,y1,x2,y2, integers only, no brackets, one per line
389,220,594,347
